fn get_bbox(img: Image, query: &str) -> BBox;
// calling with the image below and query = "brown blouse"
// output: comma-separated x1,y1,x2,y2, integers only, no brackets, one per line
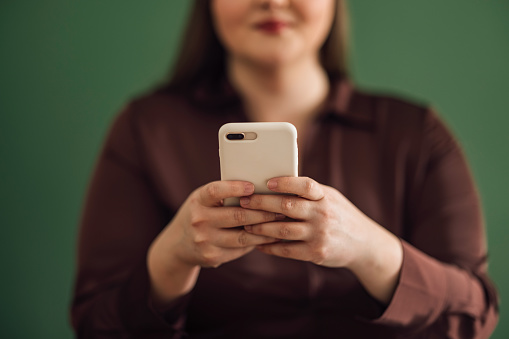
71,77,499,338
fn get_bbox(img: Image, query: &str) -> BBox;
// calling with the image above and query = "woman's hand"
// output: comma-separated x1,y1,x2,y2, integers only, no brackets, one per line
147,181,281,306
240,176,403,304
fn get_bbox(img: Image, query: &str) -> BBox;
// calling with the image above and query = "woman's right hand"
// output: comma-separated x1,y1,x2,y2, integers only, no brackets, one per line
147,181,282,307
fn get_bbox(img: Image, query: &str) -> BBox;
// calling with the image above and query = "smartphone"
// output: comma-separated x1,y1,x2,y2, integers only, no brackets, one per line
218,122,298,206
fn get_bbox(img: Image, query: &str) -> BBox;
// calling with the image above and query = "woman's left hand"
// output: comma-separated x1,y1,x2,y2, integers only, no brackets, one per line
240,176,403,304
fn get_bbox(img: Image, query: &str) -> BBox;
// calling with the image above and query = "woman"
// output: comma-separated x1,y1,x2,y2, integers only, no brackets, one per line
71,0,499,338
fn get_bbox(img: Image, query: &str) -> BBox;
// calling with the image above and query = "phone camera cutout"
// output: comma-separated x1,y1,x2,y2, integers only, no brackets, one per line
227,133,245,140
226,132,257,141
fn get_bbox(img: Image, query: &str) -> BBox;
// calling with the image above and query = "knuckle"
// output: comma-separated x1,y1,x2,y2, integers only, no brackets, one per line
233,209,247,224
315,227,327,240
317,205,332,221
304,178,315,195
313,224,331,245
280,243,291,257
311,244,328,264
280,196,295,213
188,194,200,206
278,224,291,238
192,228,207,245
190,211,206,228
237,231,248,246
202,250,221,267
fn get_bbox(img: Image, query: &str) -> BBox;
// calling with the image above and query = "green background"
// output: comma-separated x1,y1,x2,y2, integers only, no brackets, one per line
1,1,507,338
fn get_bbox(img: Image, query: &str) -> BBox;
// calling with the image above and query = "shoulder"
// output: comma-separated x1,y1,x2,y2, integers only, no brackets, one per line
350,84,454,144
99,88,198,158
344,81,463,163
355,84,462,166
124,87,197,125
327,76,438,137
356,85,430,130
110,85,228,141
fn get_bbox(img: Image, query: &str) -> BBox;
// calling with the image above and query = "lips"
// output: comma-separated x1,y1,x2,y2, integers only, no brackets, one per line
255,20,289,34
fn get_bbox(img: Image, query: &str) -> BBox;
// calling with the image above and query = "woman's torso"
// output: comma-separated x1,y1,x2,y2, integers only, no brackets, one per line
133,77,429,338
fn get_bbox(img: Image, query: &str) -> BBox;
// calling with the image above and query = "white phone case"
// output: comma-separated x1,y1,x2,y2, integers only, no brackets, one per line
219,122,298,206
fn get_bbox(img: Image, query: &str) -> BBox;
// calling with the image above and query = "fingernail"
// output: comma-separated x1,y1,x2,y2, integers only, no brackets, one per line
244,183,254,194
267,179,277,190
275,213,285,220
244,225,252,232
240,197,250,205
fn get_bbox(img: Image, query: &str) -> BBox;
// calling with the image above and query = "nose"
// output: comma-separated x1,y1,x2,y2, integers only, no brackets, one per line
256,0,291,10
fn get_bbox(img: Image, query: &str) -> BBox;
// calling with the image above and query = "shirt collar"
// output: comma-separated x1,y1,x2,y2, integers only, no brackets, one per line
189,74,375,130
320,75,375,130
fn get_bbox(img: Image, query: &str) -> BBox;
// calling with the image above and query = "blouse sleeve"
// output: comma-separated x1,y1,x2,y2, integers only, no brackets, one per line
373,109,499,338
70,103,190,338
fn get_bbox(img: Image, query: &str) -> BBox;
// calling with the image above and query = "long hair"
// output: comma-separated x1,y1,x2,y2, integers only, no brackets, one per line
168,0,350,89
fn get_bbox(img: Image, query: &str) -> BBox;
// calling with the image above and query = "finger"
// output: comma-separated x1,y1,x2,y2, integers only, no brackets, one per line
199,181,254,206
244,221,311,241
222,246,255,263
256,241,312,262
240,194,312,220
213,229,280,249
200,246,255,268
206,206,286,228
267,177,325,201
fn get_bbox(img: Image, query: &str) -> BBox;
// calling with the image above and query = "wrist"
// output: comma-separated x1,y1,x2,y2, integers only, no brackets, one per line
147,233,200,308
347,220,403,304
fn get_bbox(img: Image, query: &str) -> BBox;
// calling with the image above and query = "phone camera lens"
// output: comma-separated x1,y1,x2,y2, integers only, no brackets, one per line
227,133,245,140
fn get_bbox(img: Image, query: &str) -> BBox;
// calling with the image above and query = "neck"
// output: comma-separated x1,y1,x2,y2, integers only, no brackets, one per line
227,56,329,123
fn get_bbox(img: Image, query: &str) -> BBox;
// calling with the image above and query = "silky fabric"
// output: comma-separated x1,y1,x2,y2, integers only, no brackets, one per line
71,76,498,338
